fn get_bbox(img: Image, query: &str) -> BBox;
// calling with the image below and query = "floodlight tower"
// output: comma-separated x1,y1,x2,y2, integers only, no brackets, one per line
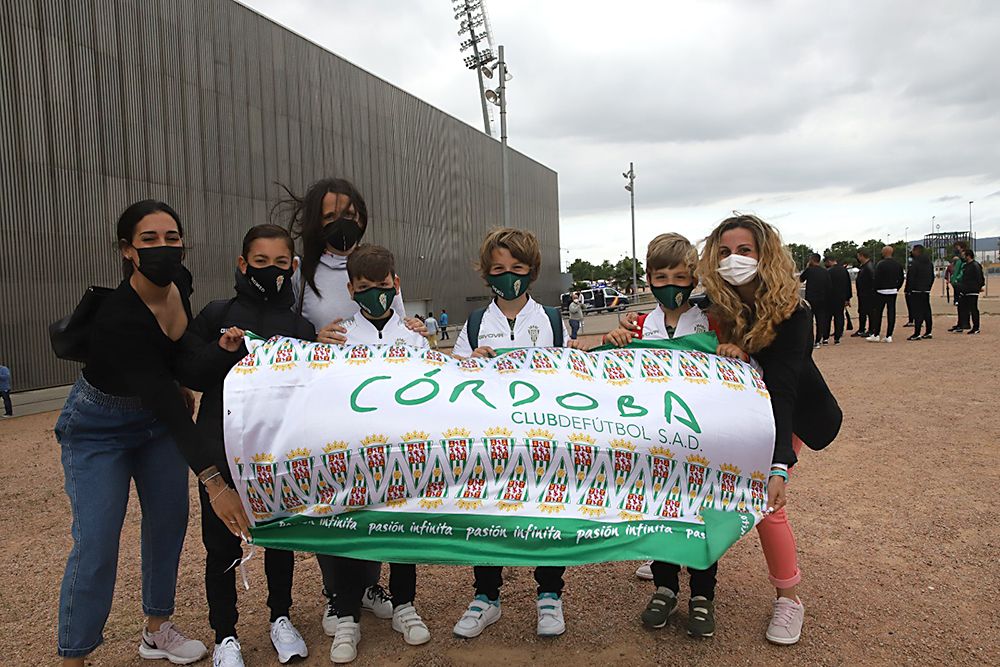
451,0,497,136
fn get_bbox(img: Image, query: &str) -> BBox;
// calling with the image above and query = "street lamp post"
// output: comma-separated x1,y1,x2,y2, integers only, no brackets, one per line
623,163,637,296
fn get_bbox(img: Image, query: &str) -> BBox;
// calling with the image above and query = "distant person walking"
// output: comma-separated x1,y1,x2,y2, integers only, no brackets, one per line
0,364,11,417
567,292,584,340
867,246,905,343
904,244,935,341
958,248,984,335
853,249,876,337
439,309,450,340
948,242,969,332
424,311,440,348
799,254,833,347
824,256,852,345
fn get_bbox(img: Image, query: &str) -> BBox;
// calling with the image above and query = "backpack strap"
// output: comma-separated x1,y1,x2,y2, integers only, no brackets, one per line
542,305,564,347
467,307,488,350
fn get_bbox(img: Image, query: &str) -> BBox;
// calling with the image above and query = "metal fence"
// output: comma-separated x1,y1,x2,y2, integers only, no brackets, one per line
0,0,560,391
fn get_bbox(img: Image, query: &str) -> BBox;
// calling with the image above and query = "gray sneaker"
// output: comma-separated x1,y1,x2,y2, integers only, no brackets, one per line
640,587,678,629
138,622,208,664
766,596,804,645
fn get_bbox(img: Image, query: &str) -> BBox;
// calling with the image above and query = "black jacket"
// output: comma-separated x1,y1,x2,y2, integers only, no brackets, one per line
180,271,317,480
799,265,833,306
754,305,843,466
873,257,905,292
828,263,852,303
959,260,985,295
905,254,935,292
856,260,876,302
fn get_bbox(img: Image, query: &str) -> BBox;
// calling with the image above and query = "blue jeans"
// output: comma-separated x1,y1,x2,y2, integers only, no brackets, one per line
569,319,581,339
55,376,190,658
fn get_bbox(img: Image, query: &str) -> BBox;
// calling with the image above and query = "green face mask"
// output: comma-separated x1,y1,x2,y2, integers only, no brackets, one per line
651,284,694,310
353,286,396,318
487,271,531,301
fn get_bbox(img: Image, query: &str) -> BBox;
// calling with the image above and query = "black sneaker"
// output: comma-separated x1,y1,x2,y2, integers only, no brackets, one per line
921,333,933,340
968,329,981,335
821,339,830,345
903,321,914,328
833,339,841,345
641,587,678,629
687,596,715,638
850,331,867,338
950,327,967,333
906,334,921,341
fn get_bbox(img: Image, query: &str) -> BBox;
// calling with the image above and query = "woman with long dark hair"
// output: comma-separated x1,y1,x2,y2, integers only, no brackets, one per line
698,214,842,646
55,200,210,665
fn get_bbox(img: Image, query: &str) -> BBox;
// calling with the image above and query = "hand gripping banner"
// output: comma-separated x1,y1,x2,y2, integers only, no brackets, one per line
223,333,775,569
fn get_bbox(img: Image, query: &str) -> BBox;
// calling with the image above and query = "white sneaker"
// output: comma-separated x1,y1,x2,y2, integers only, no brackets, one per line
635,561,654,580
766,596,805,645
392,603,431,645
270,616,308,663
329,618,361,664
139,622,208,665
212,637,244,667
322,601,338,636
453,596,502,638
536,593,566,637
884,336,893,343
362,584,393,619
866,334,881,342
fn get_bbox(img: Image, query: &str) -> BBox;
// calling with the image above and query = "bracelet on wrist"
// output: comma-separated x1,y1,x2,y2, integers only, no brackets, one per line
200,471,222,487
769,469,789,481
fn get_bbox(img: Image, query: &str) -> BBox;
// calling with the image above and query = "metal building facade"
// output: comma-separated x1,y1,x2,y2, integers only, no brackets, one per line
0,0,560,392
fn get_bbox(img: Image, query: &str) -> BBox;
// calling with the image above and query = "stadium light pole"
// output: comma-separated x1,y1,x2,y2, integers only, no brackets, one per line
623,163,637,296
484,46,511,226
453,0,494,136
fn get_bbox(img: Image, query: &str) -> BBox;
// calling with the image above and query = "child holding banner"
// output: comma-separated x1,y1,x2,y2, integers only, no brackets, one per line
603,233,719,638
451,228,575,639
179,225,316,666
324,244,432,663
698,214,842,646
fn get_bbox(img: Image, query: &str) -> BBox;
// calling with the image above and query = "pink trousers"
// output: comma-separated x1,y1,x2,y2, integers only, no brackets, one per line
755,436,803,588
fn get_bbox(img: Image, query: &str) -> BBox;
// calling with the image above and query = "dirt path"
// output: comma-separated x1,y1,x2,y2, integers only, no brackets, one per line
2,324,998,666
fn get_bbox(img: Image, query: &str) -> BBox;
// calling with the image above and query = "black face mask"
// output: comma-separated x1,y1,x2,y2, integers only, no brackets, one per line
244,264,294,301
323,216,364,252
134,245,184,287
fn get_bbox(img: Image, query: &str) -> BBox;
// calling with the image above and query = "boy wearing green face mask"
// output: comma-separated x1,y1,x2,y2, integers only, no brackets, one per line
341,245,430,348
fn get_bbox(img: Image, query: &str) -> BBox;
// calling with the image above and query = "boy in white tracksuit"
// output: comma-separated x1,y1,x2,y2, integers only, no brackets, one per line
451,228,574,640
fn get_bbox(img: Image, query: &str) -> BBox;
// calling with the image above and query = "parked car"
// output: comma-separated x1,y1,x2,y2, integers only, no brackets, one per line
560,287,631,313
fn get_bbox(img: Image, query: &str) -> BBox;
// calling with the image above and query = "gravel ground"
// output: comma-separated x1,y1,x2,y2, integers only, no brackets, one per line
2,317,998,666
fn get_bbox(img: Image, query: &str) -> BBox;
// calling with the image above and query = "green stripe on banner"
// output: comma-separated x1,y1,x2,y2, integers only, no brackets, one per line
249,507,753,570
589,331,720,354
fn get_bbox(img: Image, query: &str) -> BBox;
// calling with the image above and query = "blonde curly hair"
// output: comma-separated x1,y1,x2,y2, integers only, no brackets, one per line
698,214,801,353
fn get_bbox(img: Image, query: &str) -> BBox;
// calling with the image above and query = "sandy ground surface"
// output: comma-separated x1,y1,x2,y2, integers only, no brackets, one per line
3,309,999,666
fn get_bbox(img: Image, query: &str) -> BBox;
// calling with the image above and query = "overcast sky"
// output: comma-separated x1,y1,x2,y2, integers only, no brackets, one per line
239,0,1000,266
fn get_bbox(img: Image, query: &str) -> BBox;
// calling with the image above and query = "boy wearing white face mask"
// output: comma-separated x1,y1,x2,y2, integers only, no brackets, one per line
604,233,720,638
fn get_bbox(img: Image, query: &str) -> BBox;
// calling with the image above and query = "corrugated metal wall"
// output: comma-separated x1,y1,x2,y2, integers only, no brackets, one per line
0,0,560,392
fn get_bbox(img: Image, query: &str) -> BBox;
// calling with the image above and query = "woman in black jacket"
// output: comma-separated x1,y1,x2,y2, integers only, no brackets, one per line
180,225,316,666
55,201,209,666
699,214,842,647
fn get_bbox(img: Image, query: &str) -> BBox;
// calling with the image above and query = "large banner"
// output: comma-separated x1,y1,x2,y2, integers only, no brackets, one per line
223,333,775,569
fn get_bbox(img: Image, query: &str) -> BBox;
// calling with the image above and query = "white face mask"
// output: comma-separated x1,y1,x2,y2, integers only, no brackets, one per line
718,254,759,286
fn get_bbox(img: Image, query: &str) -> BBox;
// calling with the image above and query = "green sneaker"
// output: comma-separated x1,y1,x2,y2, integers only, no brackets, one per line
640,587,678,629
687,596,715,638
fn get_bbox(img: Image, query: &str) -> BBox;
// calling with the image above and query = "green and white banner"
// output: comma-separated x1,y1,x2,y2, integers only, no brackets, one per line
223,333,775,569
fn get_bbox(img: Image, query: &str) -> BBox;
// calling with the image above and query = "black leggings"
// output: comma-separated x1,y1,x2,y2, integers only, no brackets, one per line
318,554,380,603
199,485,293,643
651,561,718,600
329,557,415,621
473,565,566,600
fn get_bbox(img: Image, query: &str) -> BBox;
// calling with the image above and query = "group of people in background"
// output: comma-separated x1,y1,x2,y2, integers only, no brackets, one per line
50,183,842,667
798,240,986,345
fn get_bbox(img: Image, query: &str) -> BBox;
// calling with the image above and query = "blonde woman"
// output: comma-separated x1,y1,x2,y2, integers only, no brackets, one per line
698,214,842,646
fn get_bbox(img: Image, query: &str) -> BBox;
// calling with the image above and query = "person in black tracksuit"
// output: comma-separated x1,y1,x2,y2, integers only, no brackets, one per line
853,250,876,336
868,247,905,340
179,225,316,658
958,250,984,334
824,257,852,344
904,245,935,340
799,254,833,345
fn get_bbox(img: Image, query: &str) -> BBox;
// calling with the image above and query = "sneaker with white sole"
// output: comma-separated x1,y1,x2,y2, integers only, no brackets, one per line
536,593,565,637
765,596,805,645
362,584,393,619
329,618,361,664
884,336,893,343
635,561,654,580
322,600,338,636
270,616,308,663
139,622,208,665
866,334,881,342
640,586,678,629
392,603,431,645
453,595,502,638
212,637,244,667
